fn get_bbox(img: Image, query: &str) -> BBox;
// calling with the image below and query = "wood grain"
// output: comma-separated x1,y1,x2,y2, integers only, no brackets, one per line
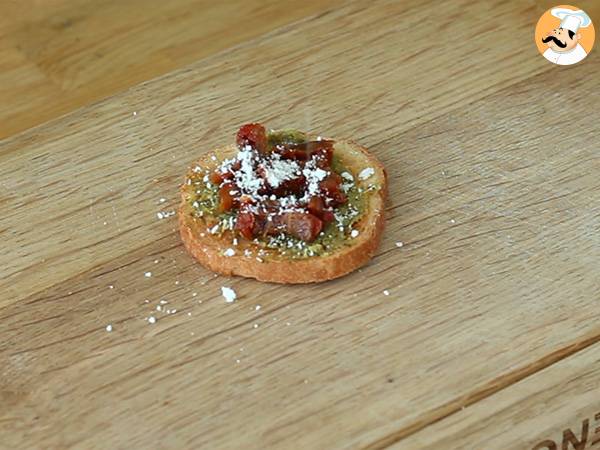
1,0,600,448
0,0,342,139
396,343,600,449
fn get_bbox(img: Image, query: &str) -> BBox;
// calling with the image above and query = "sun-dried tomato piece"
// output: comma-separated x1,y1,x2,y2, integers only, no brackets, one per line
321,210,335,224
210,171,223,184
282,212,323,242
307,196,325,218
272,176,306,197
218,183,236,212
277,140,334,163
235,208,257,240
236,123,268,153
319,172,347,206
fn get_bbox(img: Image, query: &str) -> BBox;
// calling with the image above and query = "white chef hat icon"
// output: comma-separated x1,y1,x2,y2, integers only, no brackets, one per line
551,7,592,33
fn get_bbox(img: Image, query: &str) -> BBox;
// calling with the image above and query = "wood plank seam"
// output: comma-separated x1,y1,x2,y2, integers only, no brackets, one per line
362,329,600,449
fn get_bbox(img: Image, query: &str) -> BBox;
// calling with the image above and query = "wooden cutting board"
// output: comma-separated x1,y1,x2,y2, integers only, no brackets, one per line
1,1,599,448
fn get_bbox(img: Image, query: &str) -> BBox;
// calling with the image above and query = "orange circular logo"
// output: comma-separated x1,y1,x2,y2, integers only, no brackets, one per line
535,4,595,66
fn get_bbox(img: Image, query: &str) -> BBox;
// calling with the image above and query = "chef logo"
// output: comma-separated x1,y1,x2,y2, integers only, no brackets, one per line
535,5,595,66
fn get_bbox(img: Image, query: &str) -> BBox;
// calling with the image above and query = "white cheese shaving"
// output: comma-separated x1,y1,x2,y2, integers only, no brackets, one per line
341,171,354,181
263,156,299,188
351,229,359,238
223,248,235,257
302,159,328,197
358,167,375,180
221,287,237,303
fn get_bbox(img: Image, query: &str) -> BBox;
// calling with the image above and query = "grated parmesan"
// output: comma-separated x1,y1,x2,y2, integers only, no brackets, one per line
221,287,237,303
358,167,375,180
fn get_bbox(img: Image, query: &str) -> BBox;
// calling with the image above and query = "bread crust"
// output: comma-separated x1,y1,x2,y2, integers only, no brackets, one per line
178,138,387,284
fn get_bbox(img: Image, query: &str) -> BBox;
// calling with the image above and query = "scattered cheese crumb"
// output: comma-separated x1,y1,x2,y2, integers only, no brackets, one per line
148,316,156,324
132,111,137,116
158,198,166,203
255,305,261,311
157,210,175,220
160,299,168,305
222,287,237,303
187,312,192,317
395,242,404,248
358,167,375,180
253,323,259,329
144,271,152,278
108,285,114,289
223,248,236,257
351,229,360,238
341,171,354,181
154,259,159,264
450,219,456,224
105,324,113,332
192,292,197,297
383,290,390,296
156,305,162,311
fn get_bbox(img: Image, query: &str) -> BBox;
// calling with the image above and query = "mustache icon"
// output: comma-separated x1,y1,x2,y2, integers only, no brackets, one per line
542,35,567,48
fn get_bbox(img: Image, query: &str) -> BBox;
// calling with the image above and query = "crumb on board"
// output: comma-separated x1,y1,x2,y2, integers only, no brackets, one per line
221,287,237,303
395,242,404,248
148,316,157,324
383,290,390,296
144,271,152,278
105,324,113,332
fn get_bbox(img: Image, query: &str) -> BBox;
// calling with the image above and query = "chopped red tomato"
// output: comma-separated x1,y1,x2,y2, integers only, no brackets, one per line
235,208,257,240
218,183,235,212
321,210,335,224
283,212,323,242
210,171,223,184
307,196,325,217
272,176,306,196
236,123,267,153
277,140,334,163
308,196,336,224
319,173,347,206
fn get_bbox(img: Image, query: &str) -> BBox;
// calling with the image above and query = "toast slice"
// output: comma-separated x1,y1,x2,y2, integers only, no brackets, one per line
178,132,387,284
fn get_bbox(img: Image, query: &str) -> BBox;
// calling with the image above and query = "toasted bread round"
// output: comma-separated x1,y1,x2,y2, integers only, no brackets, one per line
178,138,387,284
